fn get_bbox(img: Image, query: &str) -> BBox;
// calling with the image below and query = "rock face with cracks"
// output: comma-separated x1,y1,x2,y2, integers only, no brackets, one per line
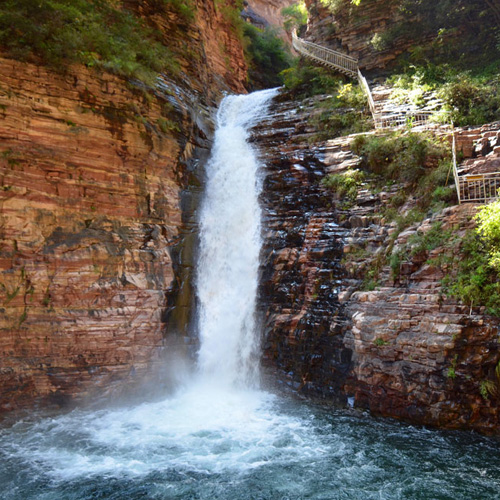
0,0,247,412
254,94,500,435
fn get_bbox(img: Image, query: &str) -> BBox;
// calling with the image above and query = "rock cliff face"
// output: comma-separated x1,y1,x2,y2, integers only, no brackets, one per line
244,0,296,29
255,98,352,401
303,0,497,72
0,0,247,412
255,94,500,434
304,0,407,70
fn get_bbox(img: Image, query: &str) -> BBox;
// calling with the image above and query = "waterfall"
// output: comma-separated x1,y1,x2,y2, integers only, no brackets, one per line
196,88,278,388
2,89,499,500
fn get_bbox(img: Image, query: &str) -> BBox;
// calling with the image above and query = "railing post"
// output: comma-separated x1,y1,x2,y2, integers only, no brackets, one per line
451,126,462,204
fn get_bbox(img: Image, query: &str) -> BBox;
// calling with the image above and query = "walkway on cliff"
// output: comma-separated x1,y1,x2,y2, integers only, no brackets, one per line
291,31,435,130
291,31,500,204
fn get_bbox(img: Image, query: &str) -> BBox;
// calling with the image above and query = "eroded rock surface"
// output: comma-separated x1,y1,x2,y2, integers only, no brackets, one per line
0,0,247,412
255,92,500,434
245,0,296,29
255,98,353,401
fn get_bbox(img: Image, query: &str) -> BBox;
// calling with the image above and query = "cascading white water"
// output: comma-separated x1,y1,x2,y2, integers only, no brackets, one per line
2,90,500,500
196,88,278,387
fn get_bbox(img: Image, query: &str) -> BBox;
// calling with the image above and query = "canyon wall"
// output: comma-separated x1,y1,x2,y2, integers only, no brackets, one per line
304,0,408,70
255,96,500,434
304,0,498,72
0,0,247,412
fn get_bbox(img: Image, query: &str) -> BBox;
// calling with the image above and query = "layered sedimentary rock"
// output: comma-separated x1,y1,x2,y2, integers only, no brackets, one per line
255,93,500,434
303,0,496,72
0,0,247,411
304,0,407,70
255,98,353,401
343,203,500,434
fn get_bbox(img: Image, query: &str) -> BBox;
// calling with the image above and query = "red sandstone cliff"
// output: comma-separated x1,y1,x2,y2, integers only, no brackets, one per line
254,95,500,435
0,0,247,411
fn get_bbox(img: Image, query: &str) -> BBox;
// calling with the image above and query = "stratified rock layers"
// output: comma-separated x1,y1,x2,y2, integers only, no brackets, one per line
245,0,296,29
255,96,500,434
0,0,247,411
0,59,185,410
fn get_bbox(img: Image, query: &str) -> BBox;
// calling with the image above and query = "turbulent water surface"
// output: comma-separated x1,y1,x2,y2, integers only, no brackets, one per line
1,89,499,500
1,392,500,500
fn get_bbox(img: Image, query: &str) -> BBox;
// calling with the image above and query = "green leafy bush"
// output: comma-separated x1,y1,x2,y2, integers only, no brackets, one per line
308,82,372,139
282,2,308,34
216,0,245,39
321,169,365,201
407,222,452,256
445,231,500,315
474,199,500,272
352,132,449,186
0,0,186,84
439,75,500,126
280,60,341,99
244,24,292,89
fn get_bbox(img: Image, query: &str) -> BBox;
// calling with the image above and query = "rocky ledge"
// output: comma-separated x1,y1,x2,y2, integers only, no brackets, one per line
255,92,500,434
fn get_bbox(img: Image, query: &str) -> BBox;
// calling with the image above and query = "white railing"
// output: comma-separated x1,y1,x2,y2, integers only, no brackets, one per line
375,110,435,130
357,69,376,117
292,32,435,130
293,32,499,204
452,130,500,203
452,131,462,204
292,31,358,77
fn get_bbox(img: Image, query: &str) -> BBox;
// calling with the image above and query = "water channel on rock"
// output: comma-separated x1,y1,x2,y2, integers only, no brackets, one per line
1,90,499,500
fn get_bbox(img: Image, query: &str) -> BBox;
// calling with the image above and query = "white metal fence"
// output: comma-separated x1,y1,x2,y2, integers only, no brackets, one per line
292,32,500,204
292,32,358,77
452,131,500,203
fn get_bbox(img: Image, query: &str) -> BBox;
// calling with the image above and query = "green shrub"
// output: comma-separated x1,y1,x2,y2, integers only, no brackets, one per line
321,169,365,201
352,132,449,187
407,222,452,256
282,2,308,34
244,24,292,89
280,60,342,99
312,110,372,141
445,232,500,315
389,249,404,280
474,199,500,272
216,0,245,39
308,82,372,139
0,0,185,84
439,75,500,126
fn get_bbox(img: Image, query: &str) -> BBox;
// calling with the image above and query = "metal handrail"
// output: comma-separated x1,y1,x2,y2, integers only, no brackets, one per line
292,32,499,204
357,69,376,117
292,31,358,77
452,129,462,204
292,32,435,130
452,130,500,203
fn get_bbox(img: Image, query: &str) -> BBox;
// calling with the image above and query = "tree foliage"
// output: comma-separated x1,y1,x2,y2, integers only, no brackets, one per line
244,24,292,89
281,2,308,34
475,199,500,272
0,0,193,83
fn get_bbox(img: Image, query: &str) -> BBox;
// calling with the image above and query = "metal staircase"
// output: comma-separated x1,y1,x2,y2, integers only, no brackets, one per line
292,32,500,204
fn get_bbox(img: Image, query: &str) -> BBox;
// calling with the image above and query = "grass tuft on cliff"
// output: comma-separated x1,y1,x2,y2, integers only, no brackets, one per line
0,0,190,84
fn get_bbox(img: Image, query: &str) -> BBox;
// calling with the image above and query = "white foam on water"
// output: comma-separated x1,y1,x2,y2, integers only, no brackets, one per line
0,88,329,483
5,386,324,481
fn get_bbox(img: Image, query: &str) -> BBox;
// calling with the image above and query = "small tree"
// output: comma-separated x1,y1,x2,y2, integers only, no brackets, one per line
281,2,308,34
